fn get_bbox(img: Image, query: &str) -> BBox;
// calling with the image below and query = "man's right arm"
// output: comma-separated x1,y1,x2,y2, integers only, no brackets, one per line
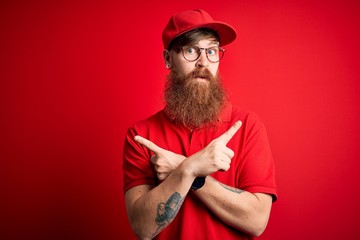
125,161,195,240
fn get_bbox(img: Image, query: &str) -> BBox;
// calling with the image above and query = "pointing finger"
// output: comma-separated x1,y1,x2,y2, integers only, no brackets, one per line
134,135,164,154
217,120,242,144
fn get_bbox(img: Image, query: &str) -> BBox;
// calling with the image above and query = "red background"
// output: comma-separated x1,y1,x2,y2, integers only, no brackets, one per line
1,0,359,239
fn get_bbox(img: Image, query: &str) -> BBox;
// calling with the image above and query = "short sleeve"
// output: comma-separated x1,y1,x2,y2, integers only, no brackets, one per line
237,113,278,201
122,127,156,194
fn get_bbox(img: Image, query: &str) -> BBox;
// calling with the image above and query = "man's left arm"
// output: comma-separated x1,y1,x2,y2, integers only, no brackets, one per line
150,151,273,237
193,176,273,237
149,149,273,237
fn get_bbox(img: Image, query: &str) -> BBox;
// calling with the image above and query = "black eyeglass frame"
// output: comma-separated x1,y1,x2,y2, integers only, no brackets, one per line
181,46,226,63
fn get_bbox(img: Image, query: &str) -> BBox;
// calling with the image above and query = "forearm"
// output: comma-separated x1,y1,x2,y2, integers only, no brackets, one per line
125,164,195,239
194,176,272,237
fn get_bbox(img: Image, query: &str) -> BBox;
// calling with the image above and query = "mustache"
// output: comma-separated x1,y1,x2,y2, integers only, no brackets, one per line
190,68,213,80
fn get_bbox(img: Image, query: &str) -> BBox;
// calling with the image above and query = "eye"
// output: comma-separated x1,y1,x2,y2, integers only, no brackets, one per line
207,47,218,56
184,47,198,55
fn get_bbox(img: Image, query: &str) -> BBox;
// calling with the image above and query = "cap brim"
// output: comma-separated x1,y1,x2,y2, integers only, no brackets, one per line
173,21,237,47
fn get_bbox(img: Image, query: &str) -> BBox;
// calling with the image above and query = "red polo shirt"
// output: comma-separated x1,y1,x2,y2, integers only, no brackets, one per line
122,104,277,239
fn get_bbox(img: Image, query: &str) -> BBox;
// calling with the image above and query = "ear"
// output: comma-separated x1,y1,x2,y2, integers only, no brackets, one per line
163,49,171,69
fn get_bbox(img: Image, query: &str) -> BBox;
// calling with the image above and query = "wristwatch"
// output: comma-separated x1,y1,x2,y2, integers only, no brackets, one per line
191,177,206,190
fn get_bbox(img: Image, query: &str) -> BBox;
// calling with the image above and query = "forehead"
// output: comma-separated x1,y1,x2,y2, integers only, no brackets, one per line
192,38,220,47
181,35,219,46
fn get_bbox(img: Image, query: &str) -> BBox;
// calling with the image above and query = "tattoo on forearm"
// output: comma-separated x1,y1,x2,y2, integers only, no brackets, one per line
220,183,244,194
152,192,184,237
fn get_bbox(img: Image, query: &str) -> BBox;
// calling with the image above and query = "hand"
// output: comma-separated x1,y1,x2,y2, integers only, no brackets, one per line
187,120,242,177
134,136,186,181
134,120,242,179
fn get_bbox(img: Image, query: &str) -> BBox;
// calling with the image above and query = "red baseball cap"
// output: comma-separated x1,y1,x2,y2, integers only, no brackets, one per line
162,9,237,49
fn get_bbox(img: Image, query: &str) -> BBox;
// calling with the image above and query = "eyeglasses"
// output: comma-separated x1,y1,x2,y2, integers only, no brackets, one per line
181,46,225,63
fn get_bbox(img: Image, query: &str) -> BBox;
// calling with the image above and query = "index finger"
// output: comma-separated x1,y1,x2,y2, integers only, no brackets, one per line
134,135,164,154
217,120,242,144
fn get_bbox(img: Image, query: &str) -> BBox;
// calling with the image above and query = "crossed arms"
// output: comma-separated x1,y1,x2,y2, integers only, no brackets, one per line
124,121,273,240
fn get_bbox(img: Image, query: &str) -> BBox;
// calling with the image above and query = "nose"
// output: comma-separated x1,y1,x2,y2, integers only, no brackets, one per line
195,50,209,68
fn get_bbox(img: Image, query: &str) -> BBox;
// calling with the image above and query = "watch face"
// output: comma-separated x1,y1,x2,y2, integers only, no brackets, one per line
191,177,206,190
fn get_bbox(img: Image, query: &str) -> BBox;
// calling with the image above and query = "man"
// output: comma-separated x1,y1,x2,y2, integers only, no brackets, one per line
122,9,277,240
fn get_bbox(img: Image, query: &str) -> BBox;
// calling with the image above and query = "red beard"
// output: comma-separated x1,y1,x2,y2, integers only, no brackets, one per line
164,68,227,129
